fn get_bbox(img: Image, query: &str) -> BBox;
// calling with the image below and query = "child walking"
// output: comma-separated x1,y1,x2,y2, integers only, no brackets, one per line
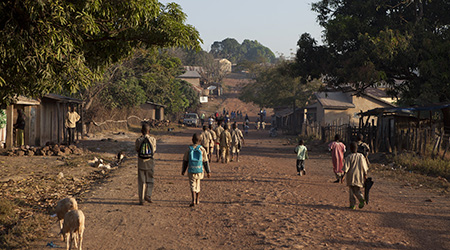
294,139,308,176
182,133,211,207
342,141,369,209
135,123,157,205
328,134,346,183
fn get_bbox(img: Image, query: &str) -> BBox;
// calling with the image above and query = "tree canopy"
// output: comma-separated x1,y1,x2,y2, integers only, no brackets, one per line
210,38,275,64
240,61,320,109
295,0,450,105
83,48,199,118
0,0,201,105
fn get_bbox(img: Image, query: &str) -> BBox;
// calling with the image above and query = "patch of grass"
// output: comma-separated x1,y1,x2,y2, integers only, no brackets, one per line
393,152,450,180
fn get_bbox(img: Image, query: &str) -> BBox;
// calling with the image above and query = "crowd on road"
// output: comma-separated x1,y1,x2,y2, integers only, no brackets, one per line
137,107,373,210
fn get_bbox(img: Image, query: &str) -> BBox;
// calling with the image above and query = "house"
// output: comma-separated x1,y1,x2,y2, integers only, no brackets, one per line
139,101,166,121
3,94,83,149
306,87,396,126
38,94,83,146
178,70,202,88
3,96,40,149
216,58,232,73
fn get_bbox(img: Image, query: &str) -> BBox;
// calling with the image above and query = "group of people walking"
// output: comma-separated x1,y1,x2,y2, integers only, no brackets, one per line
135,120,245,207
295,133,371,210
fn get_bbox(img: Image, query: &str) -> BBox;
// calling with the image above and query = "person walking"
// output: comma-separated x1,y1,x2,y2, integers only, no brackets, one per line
65,105,80,145
230,123,244,162
294,139,308,176
135,123,157,205
219,124,232,163
200,125,212,156
208,124,216,162
214,121,224,162
182,133,211,207
328,134,346,183
341,141,369,209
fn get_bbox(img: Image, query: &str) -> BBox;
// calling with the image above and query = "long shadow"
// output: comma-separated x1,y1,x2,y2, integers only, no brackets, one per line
301,202,450,249
323,238,414,250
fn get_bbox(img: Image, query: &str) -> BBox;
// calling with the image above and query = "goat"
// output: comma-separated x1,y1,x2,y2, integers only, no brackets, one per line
61,209,85,250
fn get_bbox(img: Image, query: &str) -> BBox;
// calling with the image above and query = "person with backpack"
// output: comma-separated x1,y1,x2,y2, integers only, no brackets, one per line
328,134,346,183
135,123,157,205
219,124,232,163
294,139,308,176
230,123,244,162
182,133,211,207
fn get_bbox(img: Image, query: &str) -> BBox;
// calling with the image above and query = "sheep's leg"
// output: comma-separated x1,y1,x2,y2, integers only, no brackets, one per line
66,232,70,250
78,230,83,250
73,231,78,249
59,220,64,241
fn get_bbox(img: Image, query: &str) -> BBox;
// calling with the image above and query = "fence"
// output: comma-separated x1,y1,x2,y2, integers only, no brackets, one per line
302,122,450,158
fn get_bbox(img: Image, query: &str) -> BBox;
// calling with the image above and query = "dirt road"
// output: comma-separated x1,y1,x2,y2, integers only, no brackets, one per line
39,126,449,250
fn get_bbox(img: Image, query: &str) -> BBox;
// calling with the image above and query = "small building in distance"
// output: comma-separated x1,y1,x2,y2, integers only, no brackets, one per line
306,87,396,126
178,69,202,88
139,101,166,121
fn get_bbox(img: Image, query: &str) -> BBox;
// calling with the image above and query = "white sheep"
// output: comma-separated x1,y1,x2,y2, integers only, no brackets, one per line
55,197,78,231
61,209,85,250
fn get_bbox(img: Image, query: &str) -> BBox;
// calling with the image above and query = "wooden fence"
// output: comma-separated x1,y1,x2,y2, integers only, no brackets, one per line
302,122,450,158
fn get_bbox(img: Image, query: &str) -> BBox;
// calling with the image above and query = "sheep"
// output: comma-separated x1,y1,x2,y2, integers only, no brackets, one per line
55,197,78,232
61,209,85,250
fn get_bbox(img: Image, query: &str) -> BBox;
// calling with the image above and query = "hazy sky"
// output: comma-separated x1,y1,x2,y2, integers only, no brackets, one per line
159,0,324,58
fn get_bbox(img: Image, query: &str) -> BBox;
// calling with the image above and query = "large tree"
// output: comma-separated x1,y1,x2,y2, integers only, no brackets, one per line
210,38,275,64
0,0,201,105
296,0,450,105
83,48,199,119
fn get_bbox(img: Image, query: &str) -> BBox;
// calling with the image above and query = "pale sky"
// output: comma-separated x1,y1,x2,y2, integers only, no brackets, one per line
159,0,324,58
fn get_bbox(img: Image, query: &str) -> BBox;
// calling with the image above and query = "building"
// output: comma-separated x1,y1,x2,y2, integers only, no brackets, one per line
306,87,396,126
3,94,83,149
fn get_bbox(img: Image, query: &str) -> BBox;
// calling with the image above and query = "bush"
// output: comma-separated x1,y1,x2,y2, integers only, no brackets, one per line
394,153,450,180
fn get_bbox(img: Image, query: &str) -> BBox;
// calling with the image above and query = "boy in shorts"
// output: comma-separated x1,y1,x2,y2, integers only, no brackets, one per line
182,133,211,206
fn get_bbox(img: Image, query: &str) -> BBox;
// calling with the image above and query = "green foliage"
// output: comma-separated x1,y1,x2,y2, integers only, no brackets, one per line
0,0,201,106
210,38,275,64
90,49,198,114
296,0,450,105
240,61,320,108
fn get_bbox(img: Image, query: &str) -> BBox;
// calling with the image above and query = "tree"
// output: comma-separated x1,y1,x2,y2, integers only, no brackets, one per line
210,38,275,64
83,48,198,118
0,1,201,105
240,60,320,109
296,0,450,105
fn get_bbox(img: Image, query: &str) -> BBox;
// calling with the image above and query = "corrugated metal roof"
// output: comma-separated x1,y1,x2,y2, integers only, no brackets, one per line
315,92,355,109
43,94,82,103
178,70,201,78
15,96,40,105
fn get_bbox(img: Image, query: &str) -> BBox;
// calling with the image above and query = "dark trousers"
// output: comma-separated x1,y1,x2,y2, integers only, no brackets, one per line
68,128,76,145
296,159,305,172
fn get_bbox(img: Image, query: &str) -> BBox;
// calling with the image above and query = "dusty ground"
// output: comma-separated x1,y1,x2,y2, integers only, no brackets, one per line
2,74,450,249
34,127,450,250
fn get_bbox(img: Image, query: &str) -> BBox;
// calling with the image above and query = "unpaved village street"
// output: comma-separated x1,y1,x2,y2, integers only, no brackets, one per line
38,127,450,250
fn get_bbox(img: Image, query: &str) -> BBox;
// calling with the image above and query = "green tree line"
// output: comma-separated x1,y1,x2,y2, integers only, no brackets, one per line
295,0,450,105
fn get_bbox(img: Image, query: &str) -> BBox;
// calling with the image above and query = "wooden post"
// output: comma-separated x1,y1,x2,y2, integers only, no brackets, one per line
5,105,14,149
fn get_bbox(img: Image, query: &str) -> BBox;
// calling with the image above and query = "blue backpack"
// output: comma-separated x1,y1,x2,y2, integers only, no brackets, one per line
188,145,203,174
